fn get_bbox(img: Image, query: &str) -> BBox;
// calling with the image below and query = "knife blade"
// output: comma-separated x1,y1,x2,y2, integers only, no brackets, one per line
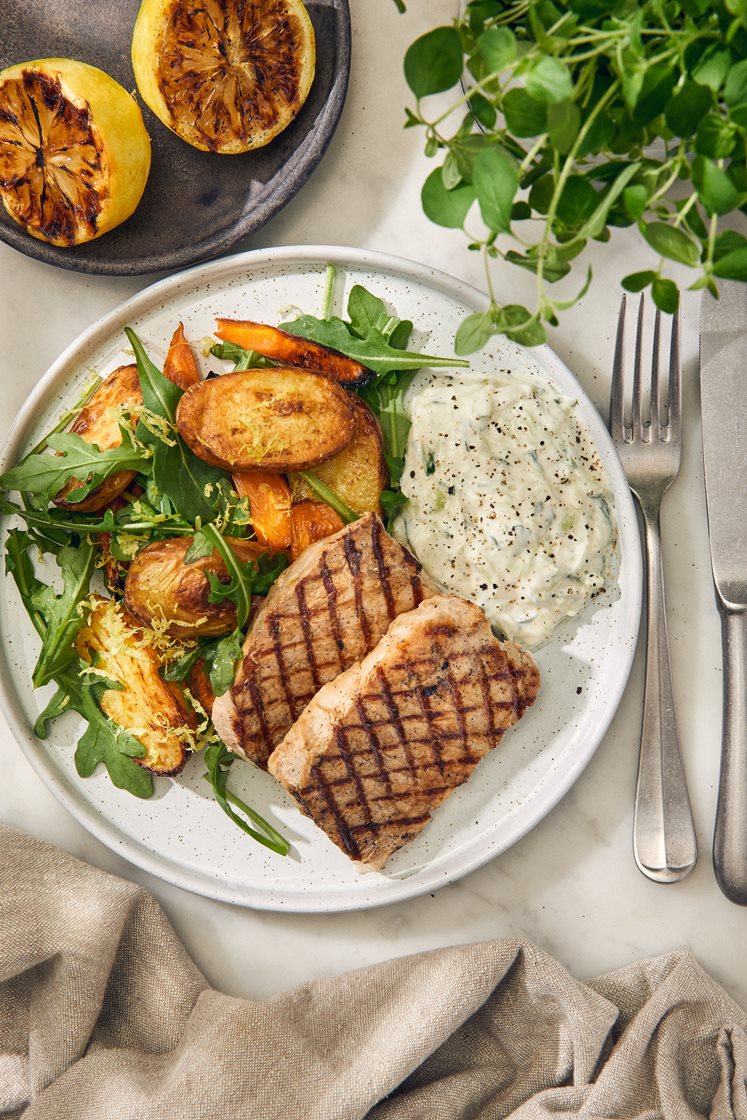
699,282,747,905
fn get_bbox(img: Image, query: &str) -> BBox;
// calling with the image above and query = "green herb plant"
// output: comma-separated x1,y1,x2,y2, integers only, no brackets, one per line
403,0,747,350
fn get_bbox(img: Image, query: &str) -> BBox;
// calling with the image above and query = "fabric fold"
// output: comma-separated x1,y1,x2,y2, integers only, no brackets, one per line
1,824,745,1120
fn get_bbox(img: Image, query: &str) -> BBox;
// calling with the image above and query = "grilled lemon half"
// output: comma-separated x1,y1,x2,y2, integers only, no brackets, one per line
0,59,151,247
131,0,316,154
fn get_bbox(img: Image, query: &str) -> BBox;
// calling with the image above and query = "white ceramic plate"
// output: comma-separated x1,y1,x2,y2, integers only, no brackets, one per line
0,247,641,912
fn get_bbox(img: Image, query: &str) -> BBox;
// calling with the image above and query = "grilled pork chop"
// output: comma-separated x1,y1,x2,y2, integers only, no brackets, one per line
267,594,540,870
212,513,437,767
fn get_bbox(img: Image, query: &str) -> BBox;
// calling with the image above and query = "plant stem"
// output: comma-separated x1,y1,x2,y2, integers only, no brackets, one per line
534,79,620,304
520,135,549,175
321,263,336,319
300,472,358,524
26,377,102,458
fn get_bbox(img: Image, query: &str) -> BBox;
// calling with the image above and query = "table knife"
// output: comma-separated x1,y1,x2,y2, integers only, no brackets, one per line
700,283,747,905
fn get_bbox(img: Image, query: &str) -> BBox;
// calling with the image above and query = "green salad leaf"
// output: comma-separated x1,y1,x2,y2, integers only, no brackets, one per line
30,542,95,687
204,743,289,855
65,673,153,799
185,527,289,697
0,426,151,502
282,283,469,377
6,530,152,798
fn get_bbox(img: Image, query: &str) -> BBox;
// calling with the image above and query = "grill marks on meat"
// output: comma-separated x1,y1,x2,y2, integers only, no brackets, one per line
211,514,437,768
268,595,540,870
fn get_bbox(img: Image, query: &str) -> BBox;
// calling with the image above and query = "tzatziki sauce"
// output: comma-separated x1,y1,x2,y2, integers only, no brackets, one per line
392,369,618,649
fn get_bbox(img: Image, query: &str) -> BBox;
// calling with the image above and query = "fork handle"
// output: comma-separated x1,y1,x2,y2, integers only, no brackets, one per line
713,608,747,904
634,506,698,882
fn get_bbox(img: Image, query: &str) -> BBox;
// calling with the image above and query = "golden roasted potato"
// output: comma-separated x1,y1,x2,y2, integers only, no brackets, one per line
55,364,142,512
214,319,374,386
75,596,193,775
174,367,356,472
291,397,387,513
124,535,274,638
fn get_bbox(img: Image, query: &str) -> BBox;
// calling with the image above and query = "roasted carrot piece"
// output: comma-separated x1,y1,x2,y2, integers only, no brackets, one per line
233,470,293,550
215,318,374,387
164,322,200,390
290,500,345,561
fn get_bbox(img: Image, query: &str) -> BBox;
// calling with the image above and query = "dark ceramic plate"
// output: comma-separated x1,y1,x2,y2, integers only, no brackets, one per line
0,0,351,275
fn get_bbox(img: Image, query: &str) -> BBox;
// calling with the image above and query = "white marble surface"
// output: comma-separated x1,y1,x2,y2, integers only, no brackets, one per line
1,0,746,1009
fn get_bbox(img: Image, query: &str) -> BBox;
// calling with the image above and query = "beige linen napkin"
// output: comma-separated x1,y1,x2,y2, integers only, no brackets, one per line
1,824,745,1120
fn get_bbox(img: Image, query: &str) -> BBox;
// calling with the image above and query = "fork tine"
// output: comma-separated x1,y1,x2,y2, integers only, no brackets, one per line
632,295,646,439
667,307,681,440
610,294,627,440
651,307,662,432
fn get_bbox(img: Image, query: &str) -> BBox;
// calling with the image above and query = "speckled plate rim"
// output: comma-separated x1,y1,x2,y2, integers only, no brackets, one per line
0,245,642,910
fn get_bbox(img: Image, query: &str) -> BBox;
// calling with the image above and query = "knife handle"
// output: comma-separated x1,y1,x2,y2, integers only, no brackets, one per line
713,608,747,905
633,506,698,882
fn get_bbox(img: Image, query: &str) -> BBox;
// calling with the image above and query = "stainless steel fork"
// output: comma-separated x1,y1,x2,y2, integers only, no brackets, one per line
609,295,697,883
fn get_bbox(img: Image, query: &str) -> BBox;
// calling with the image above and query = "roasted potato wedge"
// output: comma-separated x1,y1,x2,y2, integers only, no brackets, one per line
74,596,193,775
175,368,356,472
124,535,274,638
290,397,387,514
188,659,216,716
232,470,292,550
163,322,200,390
290,500,345,561
215,318,374,387
55,364,142,512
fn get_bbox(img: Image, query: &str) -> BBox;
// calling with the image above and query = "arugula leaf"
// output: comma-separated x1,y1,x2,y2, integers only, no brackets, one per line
285,312,468,377
346,285,405,340
6,532,153,798
5,528,46,639
361,372,417,486
151,438,226,525
24,377,102,459
207,628,244,697
204,742,289,854
0,426,151,501
65,671,153,798
126,326,181,425
380,489,409,529
183,531,288,696
30,542,95,687
196,525,287,629
0,497,192,543
160,641,214,683
283,283,469,378
33,684,70,736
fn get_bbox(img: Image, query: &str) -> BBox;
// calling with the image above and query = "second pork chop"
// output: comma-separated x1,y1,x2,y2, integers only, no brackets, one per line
268,594,540,870
212,513,437,767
